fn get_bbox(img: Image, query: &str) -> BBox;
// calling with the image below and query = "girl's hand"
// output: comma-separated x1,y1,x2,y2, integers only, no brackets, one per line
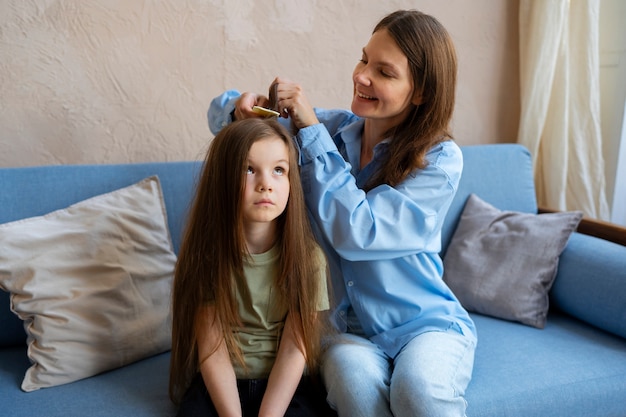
233,92,271,120
270,77,320,129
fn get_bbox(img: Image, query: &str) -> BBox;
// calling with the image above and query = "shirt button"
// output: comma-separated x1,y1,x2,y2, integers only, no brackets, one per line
347,281,354,287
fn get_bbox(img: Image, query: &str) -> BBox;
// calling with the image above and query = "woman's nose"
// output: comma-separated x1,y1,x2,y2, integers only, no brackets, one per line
353,67,371,86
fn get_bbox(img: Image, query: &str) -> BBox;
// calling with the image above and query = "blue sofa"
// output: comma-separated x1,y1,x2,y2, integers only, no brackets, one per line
1,144,625,416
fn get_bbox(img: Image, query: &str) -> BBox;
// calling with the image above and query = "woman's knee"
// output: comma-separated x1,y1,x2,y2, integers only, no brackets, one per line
322,334,391,383
390,331,475,416
321,335,393,415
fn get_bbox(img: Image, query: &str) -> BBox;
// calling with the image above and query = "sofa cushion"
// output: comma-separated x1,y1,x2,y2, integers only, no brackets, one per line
0,176,176,392
466,313,626,417
443,194,582,328
442,144,538,255
0,347,176,416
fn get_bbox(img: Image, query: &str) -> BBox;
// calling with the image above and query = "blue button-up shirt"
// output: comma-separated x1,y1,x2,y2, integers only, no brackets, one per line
209,91,476,358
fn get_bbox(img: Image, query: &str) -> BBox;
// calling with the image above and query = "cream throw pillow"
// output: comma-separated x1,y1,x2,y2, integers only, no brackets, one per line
0,176,176,392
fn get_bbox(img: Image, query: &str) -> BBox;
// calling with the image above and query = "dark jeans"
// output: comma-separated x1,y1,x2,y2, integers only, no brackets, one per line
176,373,337,417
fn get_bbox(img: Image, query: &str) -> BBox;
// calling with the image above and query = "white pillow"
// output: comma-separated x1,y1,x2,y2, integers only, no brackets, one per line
0,176,176,392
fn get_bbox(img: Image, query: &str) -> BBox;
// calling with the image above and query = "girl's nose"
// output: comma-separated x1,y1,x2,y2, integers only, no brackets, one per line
257,174,272,192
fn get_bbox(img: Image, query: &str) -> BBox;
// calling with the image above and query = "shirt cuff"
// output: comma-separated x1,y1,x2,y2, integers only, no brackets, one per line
296,123,337,163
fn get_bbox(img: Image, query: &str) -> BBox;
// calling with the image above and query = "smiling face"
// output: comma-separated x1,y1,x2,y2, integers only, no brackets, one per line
351,28,421,132
242,136,290,227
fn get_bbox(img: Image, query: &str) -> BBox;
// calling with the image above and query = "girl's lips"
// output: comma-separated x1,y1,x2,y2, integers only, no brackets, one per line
255,199,274,205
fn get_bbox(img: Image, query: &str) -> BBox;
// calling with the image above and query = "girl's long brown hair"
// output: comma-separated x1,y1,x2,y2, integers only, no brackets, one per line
169,118,326,404
365,9,458,191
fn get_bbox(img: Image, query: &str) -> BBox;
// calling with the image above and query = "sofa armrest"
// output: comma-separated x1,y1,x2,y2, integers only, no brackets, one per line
551,231,626,340
538,207,626,246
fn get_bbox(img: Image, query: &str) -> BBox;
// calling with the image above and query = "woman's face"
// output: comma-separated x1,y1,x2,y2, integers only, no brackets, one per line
351,29,421,130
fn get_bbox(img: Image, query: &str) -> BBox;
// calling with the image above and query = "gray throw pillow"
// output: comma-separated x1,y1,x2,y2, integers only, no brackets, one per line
443,194,583,328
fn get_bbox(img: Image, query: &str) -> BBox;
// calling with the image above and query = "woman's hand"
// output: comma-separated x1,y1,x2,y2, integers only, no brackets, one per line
270,77,320,129
232,92,271,121
232,78,320,130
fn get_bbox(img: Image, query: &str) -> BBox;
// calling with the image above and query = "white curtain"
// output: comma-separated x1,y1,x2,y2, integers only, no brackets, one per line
518,0,610,220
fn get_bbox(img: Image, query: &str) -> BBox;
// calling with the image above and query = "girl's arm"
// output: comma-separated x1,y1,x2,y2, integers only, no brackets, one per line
258,314,307,417
196,305,242,417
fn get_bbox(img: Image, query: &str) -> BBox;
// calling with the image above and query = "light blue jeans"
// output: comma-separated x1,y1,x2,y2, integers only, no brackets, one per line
321,318,475,417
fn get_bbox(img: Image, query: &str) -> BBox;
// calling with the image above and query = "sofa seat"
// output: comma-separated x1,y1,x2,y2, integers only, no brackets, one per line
0,348,175,417
468,313,626,417
2,311,625,417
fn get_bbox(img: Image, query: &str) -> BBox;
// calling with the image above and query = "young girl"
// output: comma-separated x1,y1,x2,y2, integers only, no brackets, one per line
169,118,330,417
208,9,477,417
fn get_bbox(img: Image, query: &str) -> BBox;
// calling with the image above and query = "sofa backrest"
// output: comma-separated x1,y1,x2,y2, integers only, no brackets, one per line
0,144,538,348
0,161,202,347
441,144,537,255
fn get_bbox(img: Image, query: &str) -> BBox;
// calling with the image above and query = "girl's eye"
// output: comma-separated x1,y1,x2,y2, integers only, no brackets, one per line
274,167,286,175
246,166,254,174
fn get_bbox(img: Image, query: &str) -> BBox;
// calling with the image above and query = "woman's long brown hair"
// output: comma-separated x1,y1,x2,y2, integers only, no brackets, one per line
365,10,458,191
169,118,326,404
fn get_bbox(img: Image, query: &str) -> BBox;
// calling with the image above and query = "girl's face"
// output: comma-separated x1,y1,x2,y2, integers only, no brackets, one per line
242,136,290,227
351,28,421,130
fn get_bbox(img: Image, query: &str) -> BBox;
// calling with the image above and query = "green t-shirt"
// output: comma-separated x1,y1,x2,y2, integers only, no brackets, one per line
233,244,328,379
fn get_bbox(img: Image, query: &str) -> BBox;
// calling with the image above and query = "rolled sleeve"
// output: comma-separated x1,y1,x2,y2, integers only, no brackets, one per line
295,124,339,163
208,90,241,135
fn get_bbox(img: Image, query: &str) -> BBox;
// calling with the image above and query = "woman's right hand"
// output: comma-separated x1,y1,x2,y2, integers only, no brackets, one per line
233,92,271,121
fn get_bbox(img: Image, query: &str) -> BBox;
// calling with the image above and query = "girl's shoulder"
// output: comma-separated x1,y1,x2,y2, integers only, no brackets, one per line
311,243,327,267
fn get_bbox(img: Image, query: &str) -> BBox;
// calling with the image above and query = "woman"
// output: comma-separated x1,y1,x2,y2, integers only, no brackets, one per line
208,10,477,417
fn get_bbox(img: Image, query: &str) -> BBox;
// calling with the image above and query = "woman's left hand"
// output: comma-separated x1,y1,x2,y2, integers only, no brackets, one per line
270,77,320,129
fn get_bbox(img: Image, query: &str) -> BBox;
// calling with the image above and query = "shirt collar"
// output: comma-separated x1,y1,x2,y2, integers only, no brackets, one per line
336,118,365,146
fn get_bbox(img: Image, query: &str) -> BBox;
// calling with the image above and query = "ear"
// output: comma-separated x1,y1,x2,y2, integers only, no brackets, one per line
411,89,424,106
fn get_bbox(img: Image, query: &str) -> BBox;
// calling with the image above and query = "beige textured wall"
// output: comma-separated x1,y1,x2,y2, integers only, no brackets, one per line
0,0,520,168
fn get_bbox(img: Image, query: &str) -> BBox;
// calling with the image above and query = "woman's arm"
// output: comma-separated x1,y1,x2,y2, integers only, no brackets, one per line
258,314,307,417
196,305,242,417
298,125,463,260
